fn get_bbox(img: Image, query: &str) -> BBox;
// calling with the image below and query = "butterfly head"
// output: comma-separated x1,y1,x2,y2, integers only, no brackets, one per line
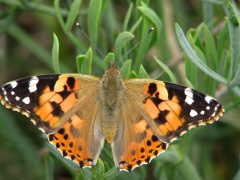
104,62,120,76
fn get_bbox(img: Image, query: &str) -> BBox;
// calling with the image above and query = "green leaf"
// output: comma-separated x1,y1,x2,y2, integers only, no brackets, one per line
7,23,70,72
115,31,135,62
52,33,60,73
120,59,132,78
203,24,217,70
65,0,82,32
44,154,54,180
129,17,142,33
133,2,161,71
138,3,161,37
76,48,92,74
175,23,227,85
45,142,78,176
75,170,88,180
104,168,121,180
217,21,229,62
227,2,240,87
76,55,85,73
103,53,115,69
154,56,177,83
88,0,102,45
185,33,198,88
54,0,65,30
131,71,138,78
138,64,149,78
123,3,133,31
91,159,105,180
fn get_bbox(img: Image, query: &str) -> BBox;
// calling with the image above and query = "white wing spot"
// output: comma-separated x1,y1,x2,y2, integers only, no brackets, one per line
11,91,15,95
15,96,20,101
184,88,194,105
22,97,30,104
4,96,9,102
29,76,39,93
206,106,210,110
211,112,216,117
190,109,198,117
10,81,18,88
205,96,213,104
214,106,219,111
2,87,7,95
200,111,205,115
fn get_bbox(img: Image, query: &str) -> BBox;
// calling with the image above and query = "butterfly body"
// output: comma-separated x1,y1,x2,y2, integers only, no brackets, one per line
99,62,123,143
0,61,224,171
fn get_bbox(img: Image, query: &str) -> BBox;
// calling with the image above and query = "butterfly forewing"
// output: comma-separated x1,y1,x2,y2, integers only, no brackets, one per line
124,79,224,142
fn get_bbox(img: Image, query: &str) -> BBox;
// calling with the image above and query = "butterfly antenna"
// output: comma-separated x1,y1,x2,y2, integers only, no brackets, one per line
76,23,105,59
120,27,154,63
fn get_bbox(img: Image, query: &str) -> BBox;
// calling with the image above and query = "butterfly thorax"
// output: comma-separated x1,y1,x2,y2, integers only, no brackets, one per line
99,62,124,143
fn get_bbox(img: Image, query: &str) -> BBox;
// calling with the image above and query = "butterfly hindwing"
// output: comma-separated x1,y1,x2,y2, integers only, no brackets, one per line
111,97,169,171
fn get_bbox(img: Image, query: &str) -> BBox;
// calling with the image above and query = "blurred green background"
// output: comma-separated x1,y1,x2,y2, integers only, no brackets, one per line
0,0,240,180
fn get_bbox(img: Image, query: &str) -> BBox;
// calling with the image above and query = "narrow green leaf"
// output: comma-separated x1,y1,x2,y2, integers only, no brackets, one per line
133,17,153,72
176,156,202,180
175,23,227,85
115,31,135,62
52,33,60,73
82,48,92,74
138,64,149,78
154,56,177,83
65,0,82,31
123,3,133,31
45,154,54,180
129,17,142,33
76,55,85,73
54,0,65,30
131,71,138,78
217,21,229,62
45,142,78,176
227,2,240,87
7,23,69,72
91,159,105,180
88,0,102,45
75,170,88,180
203,24,217,70
104,168,121,180
138,4,161,37
185,33,198,88
133,3,161,71
120,59,132,78
103,53,115,69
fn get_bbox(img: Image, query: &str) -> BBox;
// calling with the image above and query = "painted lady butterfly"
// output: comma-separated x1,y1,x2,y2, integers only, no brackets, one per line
0,61,224,171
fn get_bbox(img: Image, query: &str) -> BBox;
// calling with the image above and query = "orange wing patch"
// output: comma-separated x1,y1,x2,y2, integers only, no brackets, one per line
143,83,184,138
48,113,94,168
118,119,168,171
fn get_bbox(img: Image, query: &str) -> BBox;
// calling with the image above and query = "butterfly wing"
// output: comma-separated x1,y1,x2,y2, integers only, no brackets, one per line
125,79,224,142
111,79,224,171
0,74,105,167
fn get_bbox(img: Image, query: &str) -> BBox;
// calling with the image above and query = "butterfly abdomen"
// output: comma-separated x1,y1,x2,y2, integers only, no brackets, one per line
100,66,124,143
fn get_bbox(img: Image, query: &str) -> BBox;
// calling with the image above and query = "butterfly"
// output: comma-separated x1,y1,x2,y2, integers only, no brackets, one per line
0,61,224,171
